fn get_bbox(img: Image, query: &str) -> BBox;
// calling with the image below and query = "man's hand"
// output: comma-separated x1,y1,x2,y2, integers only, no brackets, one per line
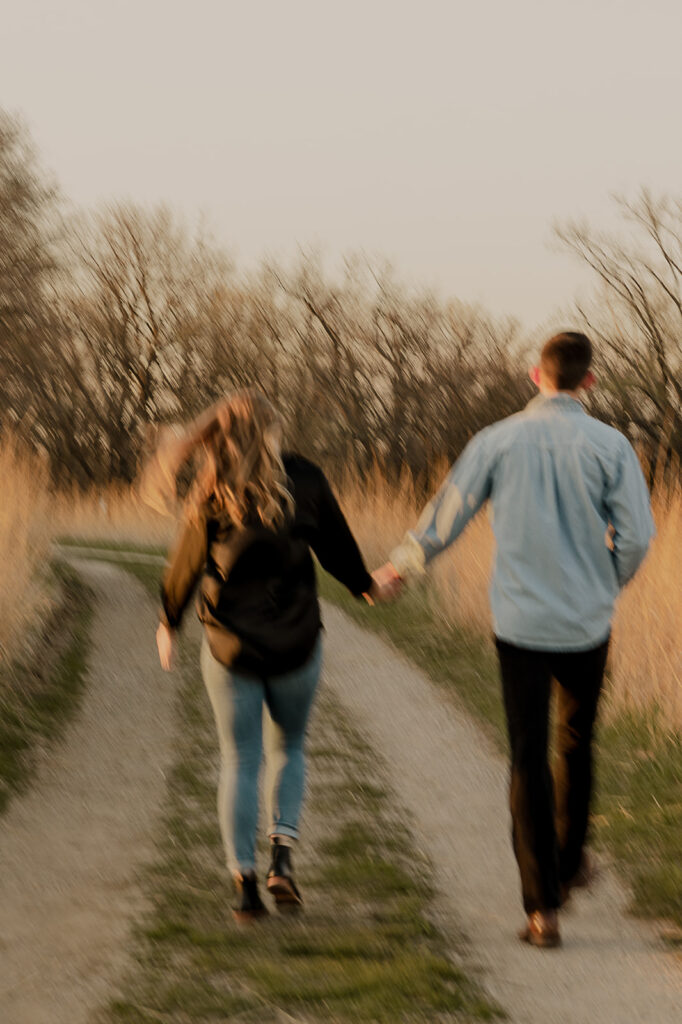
156,622,176,671
367,563,403,603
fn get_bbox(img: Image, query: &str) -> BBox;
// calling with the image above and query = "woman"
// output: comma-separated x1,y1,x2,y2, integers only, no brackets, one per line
151,389,378,922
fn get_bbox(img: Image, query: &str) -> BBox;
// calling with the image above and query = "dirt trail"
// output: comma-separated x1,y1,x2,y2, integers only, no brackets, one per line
320,601,681,1024
1,558,679,1024
0,560,178,1024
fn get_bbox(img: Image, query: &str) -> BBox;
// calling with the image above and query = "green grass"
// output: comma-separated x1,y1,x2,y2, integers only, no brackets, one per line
596,715,682,929
57,536,169,556
0,562,92,814
319,571,682,934
93,556,500,1024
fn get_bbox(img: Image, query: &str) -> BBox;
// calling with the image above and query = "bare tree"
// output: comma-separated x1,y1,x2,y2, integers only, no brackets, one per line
0,112,60,444
46,204,242,484
0,112,535,489
556,191,682,460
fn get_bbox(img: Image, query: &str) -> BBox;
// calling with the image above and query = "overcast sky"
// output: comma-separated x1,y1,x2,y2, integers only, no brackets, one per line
3,0,681,326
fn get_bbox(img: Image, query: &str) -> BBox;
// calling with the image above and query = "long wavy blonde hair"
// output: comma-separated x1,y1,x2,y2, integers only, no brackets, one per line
140,389,294,529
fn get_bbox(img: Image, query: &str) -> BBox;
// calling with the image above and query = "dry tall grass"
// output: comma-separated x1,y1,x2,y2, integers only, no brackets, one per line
0,438,53,664
55,485,173,548
611,481,682,727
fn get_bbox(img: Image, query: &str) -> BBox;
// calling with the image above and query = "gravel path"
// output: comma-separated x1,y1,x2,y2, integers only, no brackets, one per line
0,560,178,1024
0,558,679,1024
320,601,682,1024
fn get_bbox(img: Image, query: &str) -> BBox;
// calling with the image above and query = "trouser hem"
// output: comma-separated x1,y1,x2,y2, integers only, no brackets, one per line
269,824,299,841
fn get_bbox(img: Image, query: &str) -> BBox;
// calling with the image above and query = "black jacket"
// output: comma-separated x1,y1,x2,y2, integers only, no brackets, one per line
160,454,372,676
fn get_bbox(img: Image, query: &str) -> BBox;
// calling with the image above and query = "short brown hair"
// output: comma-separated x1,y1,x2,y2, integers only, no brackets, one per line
540,332,593,390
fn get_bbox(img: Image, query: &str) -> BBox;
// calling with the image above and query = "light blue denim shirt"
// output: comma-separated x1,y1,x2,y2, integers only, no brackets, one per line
390,395,655,651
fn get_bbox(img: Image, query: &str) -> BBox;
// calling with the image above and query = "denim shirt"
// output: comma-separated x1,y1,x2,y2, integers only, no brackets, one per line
390,395,655,651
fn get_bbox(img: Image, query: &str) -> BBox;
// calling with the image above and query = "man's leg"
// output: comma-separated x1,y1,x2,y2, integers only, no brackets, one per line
551,639,610,887
496,639,560,913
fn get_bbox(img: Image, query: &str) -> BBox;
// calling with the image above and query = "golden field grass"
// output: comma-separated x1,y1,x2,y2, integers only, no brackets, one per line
55,484,173,548
0,438,54,664
5,450,680,730
0,446,169,669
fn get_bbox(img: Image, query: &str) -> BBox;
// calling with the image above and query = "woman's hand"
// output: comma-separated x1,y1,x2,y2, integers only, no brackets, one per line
156,622,176,671
185,399,229,447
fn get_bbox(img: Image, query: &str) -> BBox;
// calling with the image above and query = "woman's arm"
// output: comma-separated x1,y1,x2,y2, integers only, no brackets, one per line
157,513,208,669
309,470,374,598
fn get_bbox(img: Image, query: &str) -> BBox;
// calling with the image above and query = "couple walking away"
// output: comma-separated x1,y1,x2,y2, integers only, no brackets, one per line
150,331,654,947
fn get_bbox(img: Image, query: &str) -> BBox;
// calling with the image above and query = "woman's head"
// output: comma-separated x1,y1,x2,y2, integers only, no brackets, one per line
139,388,293,529
190,389,292,528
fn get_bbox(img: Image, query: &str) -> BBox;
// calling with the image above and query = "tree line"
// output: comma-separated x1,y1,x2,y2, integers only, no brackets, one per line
1,111,680,490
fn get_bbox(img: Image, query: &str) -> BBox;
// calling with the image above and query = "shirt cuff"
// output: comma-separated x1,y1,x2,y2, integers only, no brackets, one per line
389,532,427,580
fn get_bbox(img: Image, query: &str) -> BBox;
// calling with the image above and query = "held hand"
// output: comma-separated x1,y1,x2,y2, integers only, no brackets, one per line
367,563,403,603
156,622,176,671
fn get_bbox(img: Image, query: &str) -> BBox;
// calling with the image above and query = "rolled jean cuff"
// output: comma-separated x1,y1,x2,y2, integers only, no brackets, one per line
269,823,299,841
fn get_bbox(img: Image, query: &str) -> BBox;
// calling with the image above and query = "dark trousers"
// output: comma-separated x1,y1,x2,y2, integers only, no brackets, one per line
495,637,610,914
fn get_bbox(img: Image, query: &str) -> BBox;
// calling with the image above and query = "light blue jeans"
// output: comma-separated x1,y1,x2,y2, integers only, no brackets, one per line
200,635,322,874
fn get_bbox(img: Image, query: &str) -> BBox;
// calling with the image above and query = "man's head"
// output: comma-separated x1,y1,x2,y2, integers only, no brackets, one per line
531,331,594,394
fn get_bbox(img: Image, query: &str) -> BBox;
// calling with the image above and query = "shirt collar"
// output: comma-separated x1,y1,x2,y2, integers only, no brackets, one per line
525,393,586,414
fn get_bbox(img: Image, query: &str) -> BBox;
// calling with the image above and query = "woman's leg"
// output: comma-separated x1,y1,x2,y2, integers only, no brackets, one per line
200,637,265,875
263,638,322,843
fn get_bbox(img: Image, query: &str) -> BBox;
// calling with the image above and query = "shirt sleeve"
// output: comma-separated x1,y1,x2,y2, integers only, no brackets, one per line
310,470,373,597
604,439,655,588
160,512,208,629
390,429,496,578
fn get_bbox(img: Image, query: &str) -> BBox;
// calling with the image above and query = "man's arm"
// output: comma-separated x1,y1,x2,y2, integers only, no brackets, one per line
604,438,655,587
387,429,496,580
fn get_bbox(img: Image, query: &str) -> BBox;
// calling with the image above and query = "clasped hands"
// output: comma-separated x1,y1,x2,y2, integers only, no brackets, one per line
364,562,403,605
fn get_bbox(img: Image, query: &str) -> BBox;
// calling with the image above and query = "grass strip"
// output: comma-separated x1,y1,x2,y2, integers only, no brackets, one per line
319,572,682,934
0,562,93,814
98,557,500,1024
58,536,169,556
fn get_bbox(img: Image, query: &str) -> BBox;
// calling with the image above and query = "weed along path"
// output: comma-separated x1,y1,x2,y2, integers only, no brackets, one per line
320,601,682,1024
0,559,178,1024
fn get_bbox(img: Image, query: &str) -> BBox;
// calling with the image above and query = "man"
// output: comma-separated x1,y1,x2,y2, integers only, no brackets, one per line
374,332,654,948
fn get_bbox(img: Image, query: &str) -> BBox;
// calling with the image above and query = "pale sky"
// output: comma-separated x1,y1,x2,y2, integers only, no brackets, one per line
3,0,682,326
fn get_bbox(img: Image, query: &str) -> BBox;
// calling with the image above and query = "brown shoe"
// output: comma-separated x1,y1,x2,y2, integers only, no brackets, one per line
560,852,598,907
519,910,561,948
